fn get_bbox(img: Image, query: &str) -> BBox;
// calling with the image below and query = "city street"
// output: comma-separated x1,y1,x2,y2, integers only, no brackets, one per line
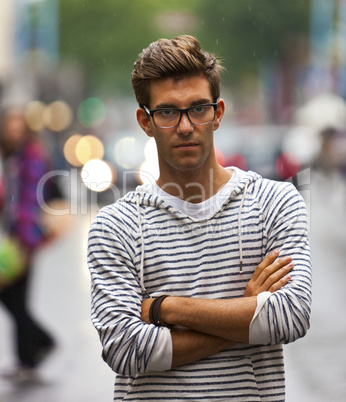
0,170,345,402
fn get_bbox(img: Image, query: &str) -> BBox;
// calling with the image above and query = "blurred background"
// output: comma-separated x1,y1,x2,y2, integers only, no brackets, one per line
0,0,345,401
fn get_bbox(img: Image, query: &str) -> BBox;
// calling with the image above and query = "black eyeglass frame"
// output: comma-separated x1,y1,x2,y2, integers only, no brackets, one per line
142,103,218,129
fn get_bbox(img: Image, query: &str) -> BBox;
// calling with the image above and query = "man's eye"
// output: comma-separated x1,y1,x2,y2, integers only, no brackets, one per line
157,109,178,119
193,106,205,113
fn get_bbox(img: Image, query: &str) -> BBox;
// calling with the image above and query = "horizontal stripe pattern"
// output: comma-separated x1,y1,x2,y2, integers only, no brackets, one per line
88,172,312,401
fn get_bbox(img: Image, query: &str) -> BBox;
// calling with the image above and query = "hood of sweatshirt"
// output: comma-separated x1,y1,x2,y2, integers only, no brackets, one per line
121,168,261,296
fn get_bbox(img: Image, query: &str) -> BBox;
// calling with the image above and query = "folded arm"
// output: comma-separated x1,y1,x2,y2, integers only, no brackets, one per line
142,251,293,366
88,211,173,375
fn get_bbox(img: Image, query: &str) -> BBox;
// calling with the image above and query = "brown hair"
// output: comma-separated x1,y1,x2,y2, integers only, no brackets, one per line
131,35,224,108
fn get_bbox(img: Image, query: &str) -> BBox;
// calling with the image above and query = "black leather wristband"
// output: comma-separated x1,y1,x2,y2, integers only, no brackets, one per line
149,295,172,328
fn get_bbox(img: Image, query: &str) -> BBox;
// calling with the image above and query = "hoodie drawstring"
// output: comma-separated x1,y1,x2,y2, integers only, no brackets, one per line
136,179,250,287
136,194,150,297
238,182,249,273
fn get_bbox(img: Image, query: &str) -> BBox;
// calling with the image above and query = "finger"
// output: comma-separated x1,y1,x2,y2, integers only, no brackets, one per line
269,274,292,293
256,256,292,285
262,262,294,291
252,250,280,281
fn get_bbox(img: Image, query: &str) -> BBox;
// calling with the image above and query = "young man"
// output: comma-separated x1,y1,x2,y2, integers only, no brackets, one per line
88,35,312,401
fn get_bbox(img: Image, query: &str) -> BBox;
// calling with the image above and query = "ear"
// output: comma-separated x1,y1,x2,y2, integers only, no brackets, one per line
213,99,225,131
136,108,153,137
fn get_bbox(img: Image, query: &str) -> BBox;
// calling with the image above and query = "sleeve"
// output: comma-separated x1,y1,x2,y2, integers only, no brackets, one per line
87,209,173,376
249,182,312,345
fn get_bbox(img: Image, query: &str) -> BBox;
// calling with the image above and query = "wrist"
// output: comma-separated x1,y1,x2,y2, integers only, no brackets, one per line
160,296,178,327
149,295,173,328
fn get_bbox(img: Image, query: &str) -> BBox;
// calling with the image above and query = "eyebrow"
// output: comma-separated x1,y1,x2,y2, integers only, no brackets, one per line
153,98,213,109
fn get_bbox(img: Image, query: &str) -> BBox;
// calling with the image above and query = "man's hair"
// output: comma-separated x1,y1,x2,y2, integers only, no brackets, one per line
131,35,224,108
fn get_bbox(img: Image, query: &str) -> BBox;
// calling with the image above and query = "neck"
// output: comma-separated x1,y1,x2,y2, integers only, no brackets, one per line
157,164,232,203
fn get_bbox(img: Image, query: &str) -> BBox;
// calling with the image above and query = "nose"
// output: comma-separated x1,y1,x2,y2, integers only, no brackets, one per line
177,111,193,135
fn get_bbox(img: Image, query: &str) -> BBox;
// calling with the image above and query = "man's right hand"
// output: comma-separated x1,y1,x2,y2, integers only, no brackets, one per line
244,250,293,297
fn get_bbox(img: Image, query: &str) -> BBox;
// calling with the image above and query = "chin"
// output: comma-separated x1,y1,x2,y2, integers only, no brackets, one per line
174,161,206,173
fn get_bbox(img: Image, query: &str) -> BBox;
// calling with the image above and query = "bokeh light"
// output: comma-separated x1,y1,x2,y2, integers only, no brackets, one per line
43,101,73,132
78,97,106,128
138,138,159,184
113,136,144,169
225,153,248,171
144,137,158,161
75,135,104,165
275,152,300,180
138,160,160,185
81,159,115,192
294,93,346,130
63,134,83,167
282,126,321,166
24,101,45,131
215,147,225,167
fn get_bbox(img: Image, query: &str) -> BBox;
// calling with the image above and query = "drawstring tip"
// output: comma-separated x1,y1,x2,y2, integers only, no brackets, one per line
239,261,243,273
144,289,150,298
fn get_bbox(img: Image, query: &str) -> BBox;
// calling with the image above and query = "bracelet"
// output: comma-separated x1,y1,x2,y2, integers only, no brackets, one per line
149,295,172,328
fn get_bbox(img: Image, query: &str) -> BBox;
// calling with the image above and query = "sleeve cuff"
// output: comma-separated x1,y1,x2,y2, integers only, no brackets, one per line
146,327,173,372
249,291,272,345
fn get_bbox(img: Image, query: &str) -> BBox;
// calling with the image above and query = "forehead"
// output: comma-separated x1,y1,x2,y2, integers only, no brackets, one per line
149,73,213,108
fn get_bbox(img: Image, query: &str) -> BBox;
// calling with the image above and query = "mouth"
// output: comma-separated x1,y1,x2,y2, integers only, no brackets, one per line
174,142,199,150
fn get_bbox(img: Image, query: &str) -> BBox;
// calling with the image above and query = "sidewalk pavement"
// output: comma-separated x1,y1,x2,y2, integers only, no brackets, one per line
0,170,345,401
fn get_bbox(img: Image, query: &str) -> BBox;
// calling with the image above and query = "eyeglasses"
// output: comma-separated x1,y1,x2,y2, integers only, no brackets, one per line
143,103,218,129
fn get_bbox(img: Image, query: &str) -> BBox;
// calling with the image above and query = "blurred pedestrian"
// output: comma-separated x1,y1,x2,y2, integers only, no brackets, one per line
0,107,55,383
313,127,340,174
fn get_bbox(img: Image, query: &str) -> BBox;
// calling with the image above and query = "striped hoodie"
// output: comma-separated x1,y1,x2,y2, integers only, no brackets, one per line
88,168,312,401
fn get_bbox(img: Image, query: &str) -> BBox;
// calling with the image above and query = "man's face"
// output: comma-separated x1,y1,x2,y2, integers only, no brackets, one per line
137,73,225,181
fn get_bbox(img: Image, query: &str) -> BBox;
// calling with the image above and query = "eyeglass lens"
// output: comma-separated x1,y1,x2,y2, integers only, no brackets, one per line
153,105,215,128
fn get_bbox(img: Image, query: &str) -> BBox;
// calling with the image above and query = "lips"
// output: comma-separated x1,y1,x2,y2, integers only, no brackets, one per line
174,142,199,150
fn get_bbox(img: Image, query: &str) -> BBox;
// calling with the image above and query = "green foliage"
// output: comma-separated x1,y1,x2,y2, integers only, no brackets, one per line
60,0,152,94
59,0,199,95
195,0,310,86
59,0,310,96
